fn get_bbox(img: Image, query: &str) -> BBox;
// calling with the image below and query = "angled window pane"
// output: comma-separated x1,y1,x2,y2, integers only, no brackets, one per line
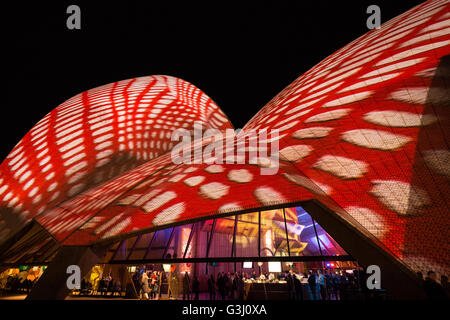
296,207,323,256
312,218,347,256
189,220,213,259
146,228,173,259
260,209,289,257
131,231,155,260
235,212,259,258
207,217,234,258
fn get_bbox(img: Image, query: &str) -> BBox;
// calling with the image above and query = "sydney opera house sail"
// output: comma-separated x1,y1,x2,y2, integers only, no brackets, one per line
0,0,449,299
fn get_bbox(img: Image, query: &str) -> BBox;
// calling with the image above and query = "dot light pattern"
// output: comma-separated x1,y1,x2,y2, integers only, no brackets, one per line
1,0,449,278
241,0,450,277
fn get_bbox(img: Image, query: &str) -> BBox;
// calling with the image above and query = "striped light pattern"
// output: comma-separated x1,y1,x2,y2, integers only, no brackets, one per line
0,76,232,241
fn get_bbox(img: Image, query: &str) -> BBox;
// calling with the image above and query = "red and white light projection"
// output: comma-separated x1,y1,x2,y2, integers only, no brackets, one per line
0,0,449,277
0,76,232,240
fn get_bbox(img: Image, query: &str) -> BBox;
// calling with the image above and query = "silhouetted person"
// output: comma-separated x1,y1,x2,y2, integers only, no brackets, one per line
99,277,107,296
308,271,317,300
226,272,233,299
192,276,200,300
331,272,339,300
325,270,333,299
132,272,141,297
338,271,349,300
232,273,242,300
218,272,227,300
417,272,423,280
107,277,115,295
113,280,121,296
237,273,245,300
317,270,326,300
222,273,230,300
423,271,447,300
287,273,295,300
208,274,216,300
182,272,191,300
293,274,303,301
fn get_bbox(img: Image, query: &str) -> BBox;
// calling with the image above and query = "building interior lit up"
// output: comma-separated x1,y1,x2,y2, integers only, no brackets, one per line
0,206,362,300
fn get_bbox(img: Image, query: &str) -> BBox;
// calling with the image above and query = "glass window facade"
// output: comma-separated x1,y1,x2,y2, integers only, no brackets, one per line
105,206,350,263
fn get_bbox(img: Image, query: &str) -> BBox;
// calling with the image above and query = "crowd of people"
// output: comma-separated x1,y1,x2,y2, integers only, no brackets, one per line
93,267,450,301
80,273,122,296
132,270,162,300
129,268,369,301
1,274,39,294
204,268,368,301
79,267,450,300
207,272,246,300
132,270,248,300
182,271,200,300
2,264,446,300
193,269,366,301
292,268,367,300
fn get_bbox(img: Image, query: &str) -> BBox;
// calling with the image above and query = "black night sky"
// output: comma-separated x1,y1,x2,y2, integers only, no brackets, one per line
4,0,424,161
